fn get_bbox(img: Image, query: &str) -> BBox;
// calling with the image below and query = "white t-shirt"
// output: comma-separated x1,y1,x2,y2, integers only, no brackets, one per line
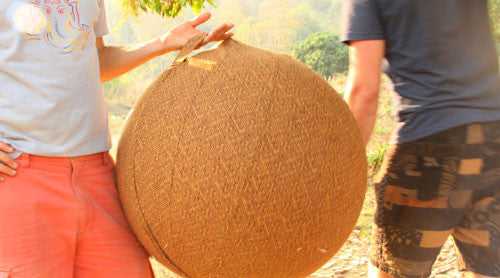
0,0,110,157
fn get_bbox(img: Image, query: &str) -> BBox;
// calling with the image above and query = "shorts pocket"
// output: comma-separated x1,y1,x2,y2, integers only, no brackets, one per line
0,268,10,278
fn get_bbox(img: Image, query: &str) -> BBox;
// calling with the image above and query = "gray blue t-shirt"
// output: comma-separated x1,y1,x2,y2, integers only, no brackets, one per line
341,0,500,143
0,0,110,157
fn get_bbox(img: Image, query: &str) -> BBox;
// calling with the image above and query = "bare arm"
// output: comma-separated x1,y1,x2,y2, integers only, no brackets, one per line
344,40,385,145
96,12,234,82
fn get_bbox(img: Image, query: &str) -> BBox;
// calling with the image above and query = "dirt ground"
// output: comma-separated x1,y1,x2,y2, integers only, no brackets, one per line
151,185,466,278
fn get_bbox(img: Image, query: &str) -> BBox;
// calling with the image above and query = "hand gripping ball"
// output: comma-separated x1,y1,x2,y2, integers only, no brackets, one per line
116,34,367,278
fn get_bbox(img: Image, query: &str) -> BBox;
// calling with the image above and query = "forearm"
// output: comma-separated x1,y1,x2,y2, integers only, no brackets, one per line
98,38,167,83
346,86,379,145
96,13,234,83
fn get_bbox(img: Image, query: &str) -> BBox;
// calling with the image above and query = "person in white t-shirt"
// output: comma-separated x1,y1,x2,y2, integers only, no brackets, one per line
0,1,233,277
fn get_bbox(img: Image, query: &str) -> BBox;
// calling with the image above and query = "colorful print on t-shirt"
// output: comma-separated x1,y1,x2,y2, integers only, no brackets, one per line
10,0,89,54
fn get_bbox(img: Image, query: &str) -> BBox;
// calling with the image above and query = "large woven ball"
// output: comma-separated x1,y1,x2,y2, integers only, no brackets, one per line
116,37,367,278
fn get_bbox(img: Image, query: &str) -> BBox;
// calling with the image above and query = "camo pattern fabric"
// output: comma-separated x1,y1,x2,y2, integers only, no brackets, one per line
371,121,500,278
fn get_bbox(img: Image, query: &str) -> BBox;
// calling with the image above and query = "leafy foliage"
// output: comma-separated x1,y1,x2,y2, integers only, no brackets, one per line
292,32,348,79
121,0,215,18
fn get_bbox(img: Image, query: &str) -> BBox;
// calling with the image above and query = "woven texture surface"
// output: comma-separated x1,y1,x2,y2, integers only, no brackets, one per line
116,38,367,278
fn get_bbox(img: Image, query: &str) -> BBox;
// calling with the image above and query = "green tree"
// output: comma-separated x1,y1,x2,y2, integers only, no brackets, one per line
122,0,215,18
292,32,348,79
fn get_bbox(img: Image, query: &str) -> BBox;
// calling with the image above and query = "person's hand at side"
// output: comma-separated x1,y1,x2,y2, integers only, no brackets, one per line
0,141,18,182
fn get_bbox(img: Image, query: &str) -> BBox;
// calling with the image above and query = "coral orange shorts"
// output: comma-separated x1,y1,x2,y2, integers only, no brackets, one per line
0,152,153,278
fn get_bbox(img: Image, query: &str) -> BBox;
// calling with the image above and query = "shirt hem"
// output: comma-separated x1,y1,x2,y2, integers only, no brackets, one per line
392,113,500,144
340,32,385,44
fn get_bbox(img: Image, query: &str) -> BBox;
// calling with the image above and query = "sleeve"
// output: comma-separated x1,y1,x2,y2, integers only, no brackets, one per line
341,0,385,45
94,0,109,38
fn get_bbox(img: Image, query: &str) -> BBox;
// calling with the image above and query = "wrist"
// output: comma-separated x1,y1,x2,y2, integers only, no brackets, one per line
152,37,169,56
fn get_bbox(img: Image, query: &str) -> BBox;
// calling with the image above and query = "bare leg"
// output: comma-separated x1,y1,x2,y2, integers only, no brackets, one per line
369,262,395,278
369,263,500,278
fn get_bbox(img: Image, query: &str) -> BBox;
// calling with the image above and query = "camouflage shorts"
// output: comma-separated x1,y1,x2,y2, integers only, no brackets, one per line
371,121,500,278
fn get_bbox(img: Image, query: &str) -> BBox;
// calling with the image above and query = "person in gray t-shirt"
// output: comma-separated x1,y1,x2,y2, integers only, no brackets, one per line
342,0,500,278
0,4,234,177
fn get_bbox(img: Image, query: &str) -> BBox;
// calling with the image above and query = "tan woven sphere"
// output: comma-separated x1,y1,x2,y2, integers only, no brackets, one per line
116,36,367,278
